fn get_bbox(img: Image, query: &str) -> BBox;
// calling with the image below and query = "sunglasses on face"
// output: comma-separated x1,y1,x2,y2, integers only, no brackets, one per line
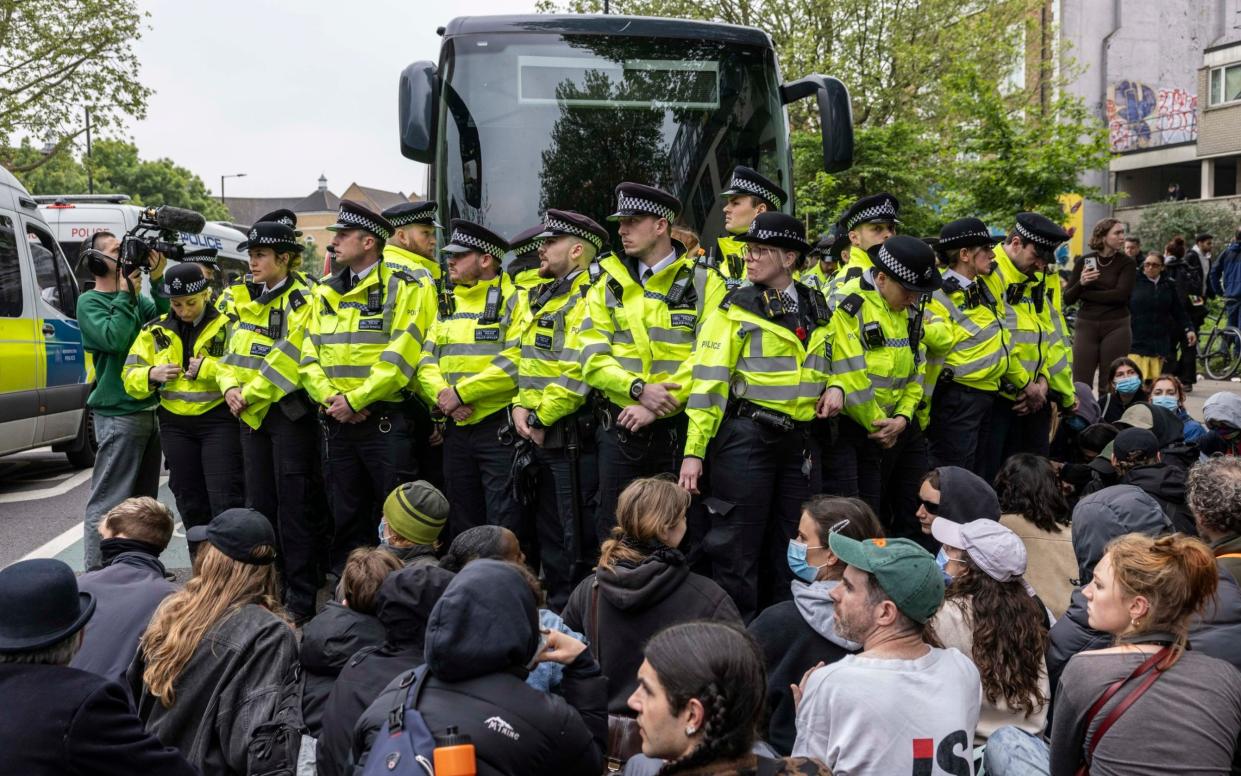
920,498,939,515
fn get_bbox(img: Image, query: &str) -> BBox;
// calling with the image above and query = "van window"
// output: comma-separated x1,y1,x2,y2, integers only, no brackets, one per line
0,215,22,317
27,222,78,317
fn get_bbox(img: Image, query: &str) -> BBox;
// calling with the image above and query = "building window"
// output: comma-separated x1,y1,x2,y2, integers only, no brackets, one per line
1210,63,1241,106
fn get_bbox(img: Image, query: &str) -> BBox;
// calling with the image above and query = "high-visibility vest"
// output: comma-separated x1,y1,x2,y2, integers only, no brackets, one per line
922,270,1030,393
123,310,234,416
512,269,594,426
826,245,873,308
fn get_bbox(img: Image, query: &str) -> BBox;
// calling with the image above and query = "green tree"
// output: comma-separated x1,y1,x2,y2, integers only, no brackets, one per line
5,138,88,193
89,139,230,220
1131,201,1237,255
0,0,151,173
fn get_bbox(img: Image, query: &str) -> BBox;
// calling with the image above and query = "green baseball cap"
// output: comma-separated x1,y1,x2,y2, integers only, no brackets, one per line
827,533,945,624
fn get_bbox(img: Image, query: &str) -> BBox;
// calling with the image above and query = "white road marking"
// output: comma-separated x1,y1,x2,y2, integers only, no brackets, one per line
18,519,84,562
0,469,93,503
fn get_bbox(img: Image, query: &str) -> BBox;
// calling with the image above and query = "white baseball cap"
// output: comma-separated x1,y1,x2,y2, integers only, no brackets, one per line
931,517,1034,594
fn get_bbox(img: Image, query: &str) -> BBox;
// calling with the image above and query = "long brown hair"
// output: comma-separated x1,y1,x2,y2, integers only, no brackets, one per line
598,475,690,569
941,557,1048,715
1088,218,1121,253
140,543,285,706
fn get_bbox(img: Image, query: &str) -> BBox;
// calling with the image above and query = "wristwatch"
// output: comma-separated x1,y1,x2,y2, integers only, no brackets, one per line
629,378,646,401
527,410,545,429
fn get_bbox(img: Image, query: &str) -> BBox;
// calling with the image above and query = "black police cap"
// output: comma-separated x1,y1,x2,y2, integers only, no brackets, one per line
871,235,943,294
720,166,787,210
937,218,995,252
155,262,210,298
255,209,299,232
537,209,609,252
326,200,394,241
383,200,441,229
839,193,901,231
180,248,220,268
442,219,508,258
733,212,810,255
1014,212,1070,251
186,508,277,566
237,222,301,255
608,182,681,222
509,225,547,258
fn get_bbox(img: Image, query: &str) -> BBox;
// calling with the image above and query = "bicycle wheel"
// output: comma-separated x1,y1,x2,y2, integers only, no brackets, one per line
1202,328,1241,380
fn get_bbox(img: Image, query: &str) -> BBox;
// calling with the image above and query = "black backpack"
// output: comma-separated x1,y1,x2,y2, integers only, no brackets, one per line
247,662,307,776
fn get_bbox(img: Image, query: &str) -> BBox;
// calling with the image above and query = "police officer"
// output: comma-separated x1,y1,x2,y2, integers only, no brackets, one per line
510,209,607,607
678,212,830,620
380,200,442,285
981,213,1076,480
416,219,523,541
181,248,223,298
255,208,300,232
579,183,727,541
921,218,1032,475
300,201,424,576
506,226,547,291
714,166,787,289
825,193,901,305
217,220,326,621
799,224,849,292
819,236,940,539
122,263,244,540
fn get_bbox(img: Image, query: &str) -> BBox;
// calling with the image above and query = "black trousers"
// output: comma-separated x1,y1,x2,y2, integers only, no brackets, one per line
701,417,822,623
983,396,1052,483
534,430,599,612
320,404,414,575
442,410,520,542
241,405,329,618
822,417,927,543
927,380,996,476
159,404,245,533
594,410,688,543
405,397,443,490
1175,304,1207,387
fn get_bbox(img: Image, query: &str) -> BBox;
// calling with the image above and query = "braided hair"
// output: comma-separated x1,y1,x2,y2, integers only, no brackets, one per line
646,622,767,774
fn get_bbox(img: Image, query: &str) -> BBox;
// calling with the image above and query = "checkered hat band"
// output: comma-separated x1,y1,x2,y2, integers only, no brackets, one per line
246,233,295,246
449,230,505,258
878,244,920,284
390,208,436,227
337,209,392,239
941,230,992,246
729,176,785,208
1015,221,1056,249
847,202,898,229
546,217,604,250
747,225,803,243
616,194,676,221
167,276,208,295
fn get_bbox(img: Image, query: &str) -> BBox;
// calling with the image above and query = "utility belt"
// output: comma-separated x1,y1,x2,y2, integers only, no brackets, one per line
937,368,996,396
598,400,685,452
319,399,405,432
274,389,314,422
727,399,806,434
542,407,598,453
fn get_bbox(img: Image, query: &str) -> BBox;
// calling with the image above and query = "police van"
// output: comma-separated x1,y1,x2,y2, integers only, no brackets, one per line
0,167,96,466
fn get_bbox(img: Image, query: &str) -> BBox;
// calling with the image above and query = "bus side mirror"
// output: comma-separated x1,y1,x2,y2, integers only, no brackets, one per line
780,75,854,174
399,61,438,163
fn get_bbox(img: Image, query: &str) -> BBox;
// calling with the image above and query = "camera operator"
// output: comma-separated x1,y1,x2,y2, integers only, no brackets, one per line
77,233,168,571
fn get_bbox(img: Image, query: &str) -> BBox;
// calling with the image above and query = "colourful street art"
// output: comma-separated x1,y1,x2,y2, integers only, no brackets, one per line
1106,80,1198,152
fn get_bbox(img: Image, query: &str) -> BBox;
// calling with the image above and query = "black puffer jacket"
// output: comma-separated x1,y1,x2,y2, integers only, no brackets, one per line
1120,463,1195,534
562,545,741,714
300,602,386,738
316,563,454,776
349,560,606,776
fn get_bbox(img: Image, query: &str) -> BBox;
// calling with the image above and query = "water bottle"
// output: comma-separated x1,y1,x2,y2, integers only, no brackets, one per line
433,726,476,776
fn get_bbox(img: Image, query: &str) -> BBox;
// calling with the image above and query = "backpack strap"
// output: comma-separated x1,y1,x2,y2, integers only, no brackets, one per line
387,665,432,735
1079,647,1169,772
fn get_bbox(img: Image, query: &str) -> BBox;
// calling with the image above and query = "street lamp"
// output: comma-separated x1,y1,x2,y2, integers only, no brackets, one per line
220,173,247,203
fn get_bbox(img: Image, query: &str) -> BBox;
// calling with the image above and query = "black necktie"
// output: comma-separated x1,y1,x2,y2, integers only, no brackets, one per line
345,273,357,291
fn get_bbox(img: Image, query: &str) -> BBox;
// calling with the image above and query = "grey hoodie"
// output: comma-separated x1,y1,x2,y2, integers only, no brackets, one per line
792,580,859,651
937,466,1001,523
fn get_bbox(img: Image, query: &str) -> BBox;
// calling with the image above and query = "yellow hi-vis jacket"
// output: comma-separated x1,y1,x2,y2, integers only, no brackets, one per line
922,270,1031,393
578,252,727,411
827,273,926,432
512,269,594,427
382,244,441,286
213,275,314,429
798,261,834,292
416,275,520,426
825,245,873,308
715,235,749,288
683,283,832,459
300,264,425,411
511,266,545,292
982,245,1075,407
123,309,234,415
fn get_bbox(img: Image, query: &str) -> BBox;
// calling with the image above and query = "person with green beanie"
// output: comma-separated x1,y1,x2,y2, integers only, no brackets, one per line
378,481,449,566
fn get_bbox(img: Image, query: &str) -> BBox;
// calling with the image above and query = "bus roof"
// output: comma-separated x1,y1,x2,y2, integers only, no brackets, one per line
441,14,773,48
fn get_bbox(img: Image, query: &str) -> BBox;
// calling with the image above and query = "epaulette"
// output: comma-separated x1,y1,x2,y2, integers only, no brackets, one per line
142,317,165,330
719,286,739,310
837,293,864,318
288,289,307,310
393,270,416,284
587,261,603,284
722,284,765,318
695,250,721,270
228,275,245,286
806,286,831,325
941,274,962,294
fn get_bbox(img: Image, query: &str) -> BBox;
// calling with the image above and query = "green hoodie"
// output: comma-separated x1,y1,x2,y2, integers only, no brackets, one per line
78,289,170,415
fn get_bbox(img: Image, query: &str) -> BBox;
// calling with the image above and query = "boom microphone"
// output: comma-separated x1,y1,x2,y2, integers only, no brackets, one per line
150,206,207,235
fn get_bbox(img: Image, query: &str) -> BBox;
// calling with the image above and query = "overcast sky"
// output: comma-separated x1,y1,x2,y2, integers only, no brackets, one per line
128,0,537,199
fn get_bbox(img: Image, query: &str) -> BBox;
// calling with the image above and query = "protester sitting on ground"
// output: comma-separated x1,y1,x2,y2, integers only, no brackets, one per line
1119,402,1200,472
790,534,981,774
623,622,832,775
129,508,298,776
916,464,1000,543
1099,357,1148,423
1049,382,1102,463
350,560,607,776
439,524,524,571
70,497,180,685
929,518,1050,743
1186,458,1241,671
1045,485,1170,707
748,497,883,755
988,534,1241,776
1107,427,1195,534
1200,391,1241,457
0,558,198,776
562,476,741,720
995,454,1076,619
1149,374,1206,443
299,547,400,739
315,562,455,776
378,480,449,566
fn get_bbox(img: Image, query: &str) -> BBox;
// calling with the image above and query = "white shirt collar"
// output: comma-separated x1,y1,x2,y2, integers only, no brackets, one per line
262,276,289,295
639,249,679,284
944,268,974,288
352,261,379,283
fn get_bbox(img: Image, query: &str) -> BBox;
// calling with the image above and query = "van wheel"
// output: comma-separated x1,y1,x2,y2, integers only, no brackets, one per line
65,407,98,469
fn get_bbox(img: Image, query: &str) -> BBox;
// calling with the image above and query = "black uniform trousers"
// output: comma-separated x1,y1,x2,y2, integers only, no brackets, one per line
241,403,329,619
822,417,928,544
982,396,1052,483
702,416,822,623
926,380,996,476
533,414,600,612
320,403,414,575
594,408,688,543
442,409,521,543
158,404,244,535
405,397,443,490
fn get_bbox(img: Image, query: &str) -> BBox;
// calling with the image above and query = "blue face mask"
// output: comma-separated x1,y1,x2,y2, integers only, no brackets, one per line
787,539,826,583
935,547,954,584
1115,375,1141,395
1151,395,1179,412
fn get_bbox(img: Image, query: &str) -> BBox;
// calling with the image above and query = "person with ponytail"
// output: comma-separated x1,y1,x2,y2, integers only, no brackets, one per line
987,534,1241,776
626,621,830,775
128,509,297,776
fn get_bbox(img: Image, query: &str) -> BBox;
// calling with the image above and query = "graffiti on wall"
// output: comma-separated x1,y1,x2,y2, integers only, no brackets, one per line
1106,81,1198,152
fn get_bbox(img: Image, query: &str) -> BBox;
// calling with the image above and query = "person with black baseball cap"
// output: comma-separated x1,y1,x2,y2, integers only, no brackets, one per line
579,182,728,541
714,165,788,288
301,200,425,578
824,192,901,306
819,235,940,539
979,212,1076,481
678,212,833,620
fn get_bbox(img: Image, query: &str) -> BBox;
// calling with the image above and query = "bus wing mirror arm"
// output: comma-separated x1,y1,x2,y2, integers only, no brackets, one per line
780,75,854,174
399,60,438,163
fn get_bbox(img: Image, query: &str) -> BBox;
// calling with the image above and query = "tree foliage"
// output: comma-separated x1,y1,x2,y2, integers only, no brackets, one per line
0,0,151,173
1130,201,1238,255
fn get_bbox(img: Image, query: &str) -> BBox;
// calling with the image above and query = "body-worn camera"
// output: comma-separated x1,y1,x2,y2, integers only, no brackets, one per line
120,206,207,273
